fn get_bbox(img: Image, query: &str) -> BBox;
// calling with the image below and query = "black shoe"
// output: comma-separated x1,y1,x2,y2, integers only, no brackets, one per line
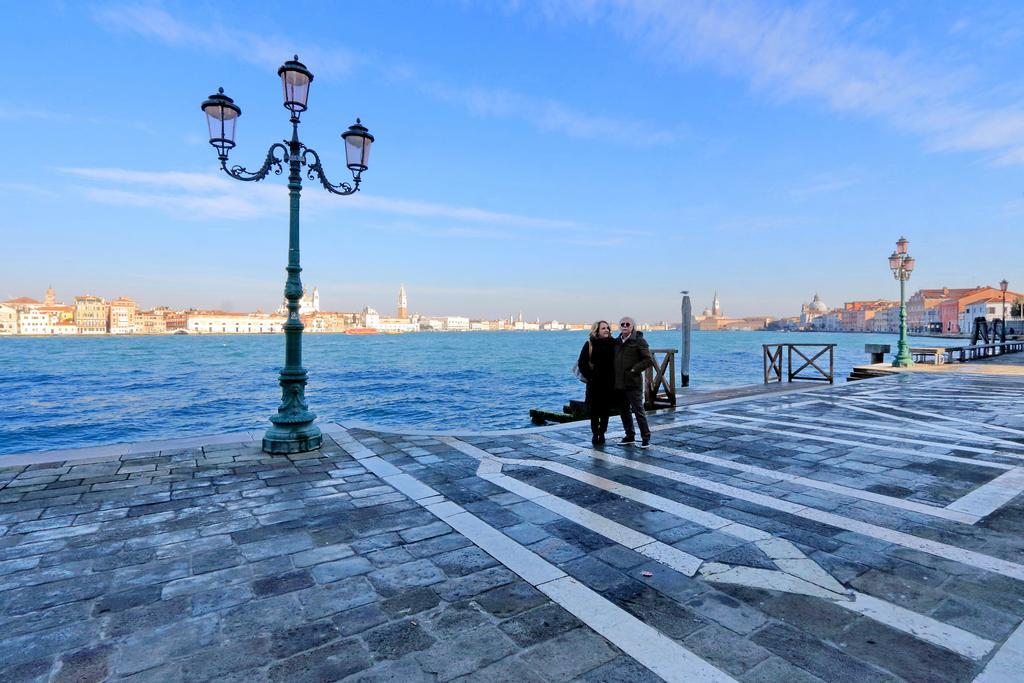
640,438,651,449
620,436,635,445
597,434,606,445
591,435,600,446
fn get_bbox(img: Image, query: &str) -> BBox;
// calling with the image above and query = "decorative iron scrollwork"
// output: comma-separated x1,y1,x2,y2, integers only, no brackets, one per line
302,147,359,195
222,142,289,182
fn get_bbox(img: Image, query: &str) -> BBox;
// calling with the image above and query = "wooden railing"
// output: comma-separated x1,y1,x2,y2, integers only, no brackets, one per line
943,341,1024,363
764,344,835,384
645,348,677,409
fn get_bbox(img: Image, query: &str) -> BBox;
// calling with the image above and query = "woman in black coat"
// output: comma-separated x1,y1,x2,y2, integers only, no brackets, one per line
577,320,617,445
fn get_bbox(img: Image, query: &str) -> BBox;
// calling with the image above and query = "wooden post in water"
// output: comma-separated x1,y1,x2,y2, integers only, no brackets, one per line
680,291,691,387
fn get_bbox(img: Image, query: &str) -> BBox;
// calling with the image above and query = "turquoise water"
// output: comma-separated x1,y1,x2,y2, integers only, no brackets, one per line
0,330,941,455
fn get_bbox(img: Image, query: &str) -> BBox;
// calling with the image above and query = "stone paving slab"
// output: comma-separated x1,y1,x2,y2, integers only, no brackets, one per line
3,371,1024,681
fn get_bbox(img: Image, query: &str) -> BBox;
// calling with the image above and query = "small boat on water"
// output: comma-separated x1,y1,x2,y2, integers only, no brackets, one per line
344,327,379,335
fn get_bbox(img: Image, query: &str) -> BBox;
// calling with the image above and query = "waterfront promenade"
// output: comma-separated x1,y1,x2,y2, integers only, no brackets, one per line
3,370,1024,681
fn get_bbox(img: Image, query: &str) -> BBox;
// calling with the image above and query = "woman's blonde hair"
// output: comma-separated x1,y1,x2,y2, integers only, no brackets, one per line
589,320,610,339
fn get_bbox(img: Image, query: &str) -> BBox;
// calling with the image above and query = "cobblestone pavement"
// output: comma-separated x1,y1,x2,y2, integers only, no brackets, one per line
2,373,1024,681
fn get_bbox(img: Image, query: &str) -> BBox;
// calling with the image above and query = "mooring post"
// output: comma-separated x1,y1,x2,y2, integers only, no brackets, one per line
680,291,692,387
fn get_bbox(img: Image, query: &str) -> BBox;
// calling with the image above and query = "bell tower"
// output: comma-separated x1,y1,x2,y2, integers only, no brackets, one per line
45,285,55,306
397,284,408,319
712,291,721,317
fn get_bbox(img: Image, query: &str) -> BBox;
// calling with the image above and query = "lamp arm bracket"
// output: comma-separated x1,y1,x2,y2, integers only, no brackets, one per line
222,143,289,182
302,146,360,196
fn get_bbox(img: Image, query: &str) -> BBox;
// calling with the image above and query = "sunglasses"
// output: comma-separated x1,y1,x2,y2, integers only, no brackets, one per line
620,322,631,328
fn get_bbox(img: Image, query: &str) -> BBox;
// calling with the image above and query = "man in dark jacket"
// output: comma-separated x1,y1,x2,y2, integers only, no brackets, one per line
614,317,655,447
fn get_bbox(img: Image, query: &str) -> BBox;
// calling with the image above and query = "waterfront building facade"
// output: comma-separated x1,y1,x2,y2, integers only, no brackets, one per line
907,288,977,333
53,320,78,335
186,311,285,334
17,308,54,335
361,306,380,328
316,312,361,333
40,305,74,323
134,309,169,335
375,318,419,333
74,296,108,335
937,287,1022,335
108,297,138,335
840,300,897,332
0,304,17,335
960,299,1023,336
444,316,470,331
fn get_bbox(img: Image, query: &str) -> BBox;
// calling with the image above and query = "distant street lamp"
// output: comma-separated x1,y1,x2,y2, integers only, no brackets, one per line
201,56,375,455
889,236,916,367
1000,279,1009,338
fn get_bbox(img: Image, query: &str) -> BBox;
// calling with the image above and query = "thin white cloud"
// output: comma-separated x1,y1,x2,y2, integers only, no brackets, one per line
91,5,356,77
0,106,71,122
93,3,678,146
543,0,1024,164
58,166,582,228
421,81,681,144
61,167,234,192
788,173,860,200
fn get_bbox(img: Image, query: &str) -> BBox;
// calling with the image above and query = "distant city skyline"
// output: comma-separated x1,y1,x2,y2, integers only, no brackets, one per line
2,3,1023,320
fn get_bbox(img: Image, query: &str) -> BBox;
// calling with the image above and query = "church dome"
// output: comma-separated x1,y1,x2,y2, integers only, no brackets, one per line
809,293,828,312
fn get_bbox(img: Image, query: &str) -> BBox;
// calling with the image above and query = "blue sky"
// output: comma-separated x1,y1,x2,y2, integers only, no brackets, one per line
2,1,1023,321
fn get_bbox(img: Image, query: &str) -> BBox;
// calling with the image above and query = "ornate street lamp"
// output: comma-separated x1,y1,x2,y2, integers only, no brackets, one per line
999,278,1007,342
201,56,374,454
889,237,915,367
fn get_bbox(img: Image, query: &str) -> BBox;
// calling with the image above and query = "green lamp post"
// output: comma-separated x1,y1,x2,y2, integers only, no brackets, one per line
889,236,916,368
1000,279,1009,339
201,56,375,454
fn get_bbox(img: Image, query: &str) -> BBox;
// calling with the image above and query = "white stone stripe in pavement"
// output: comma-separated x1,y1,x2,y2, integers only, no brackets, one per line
537,437,1024,582
873,395,1024,405
643,441,982,525
697,407,1011,457
946,469,1024,518
500,438,996,657
867,400,1024,437
841,592,994,660
719,407,1005,455
539,576,739,683
449,439,851,602
697,417,1016,471
443,438,705,577
821,400,1020,447
444,511,565,585
974,618,1024,682
340,430,737,683
846,398,1024,443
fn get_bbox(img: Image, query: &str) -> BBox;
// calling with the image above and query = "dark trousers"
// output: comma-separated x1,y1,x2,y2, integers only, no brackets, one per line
620,389,650,439
590,413,609,437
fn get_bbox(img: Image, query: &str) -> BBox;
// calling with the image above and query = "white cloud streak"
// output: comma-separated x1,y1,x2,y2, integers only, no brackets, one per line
92,3,678,145
91,5,356,78
421,81,680,144
58,166,582,228
544,0,1024,164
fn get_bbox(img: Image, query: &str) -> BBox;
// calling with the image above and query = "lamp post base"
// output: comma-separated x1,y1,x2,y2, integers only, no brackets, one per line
892,341,915,368
263,422,322,455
